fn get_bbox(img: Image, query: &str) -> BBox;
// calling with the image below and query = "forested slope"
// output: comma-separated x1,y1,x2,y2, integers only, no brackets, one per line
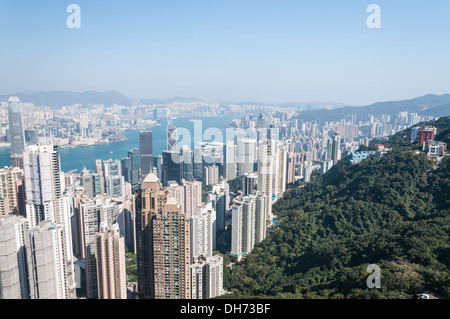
222,118,450,299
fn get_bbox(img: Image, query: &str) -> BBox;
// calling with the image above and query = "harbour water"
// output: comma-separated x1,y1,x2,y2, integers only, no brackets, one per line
0,115,245,172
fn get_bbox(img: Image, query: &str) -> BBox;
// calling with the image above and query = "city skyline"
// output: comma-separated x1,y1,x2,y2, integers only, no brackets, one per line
0,1,449,105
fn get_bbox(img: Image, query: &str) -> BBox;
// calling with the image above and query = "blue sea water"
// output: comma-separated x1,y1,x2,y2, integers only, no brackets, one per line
0,115,244,172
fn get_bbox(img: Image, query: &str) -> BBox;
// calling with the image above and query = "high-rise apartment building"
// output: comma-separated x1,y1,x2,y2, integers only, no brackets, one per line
224,141,237,180
96,222,127,299
0,215,28,299
257,139,274,222
25,221,69,299
135,173,167,299
0,167,23,216
190,203,216,262
231,193,267,261
153,197,191,299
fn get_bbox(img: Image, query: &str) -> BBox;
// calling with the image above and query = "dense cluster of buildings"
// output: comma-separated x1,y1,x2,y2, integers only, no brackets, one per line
0,96,441,299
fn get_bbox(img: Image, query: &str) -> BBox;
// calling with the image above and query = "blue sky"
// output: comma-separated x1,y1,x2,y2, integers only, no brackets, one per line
0,0,449,105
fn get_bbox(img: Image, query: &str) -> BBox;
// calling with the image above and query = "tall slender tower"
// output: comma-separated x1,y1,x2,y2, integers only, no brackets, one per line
8,97,26,157
135,173,167,299
153,197,191,299
0,215,29,299
22,144,75,298
96,222,127,299
257,139,274,222
25,221,68,299
139,131,153,177
167,123,178,152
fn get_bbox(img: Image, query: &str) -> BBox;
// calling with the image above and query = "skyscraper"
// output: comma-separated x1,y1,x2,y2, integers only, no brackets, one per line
0,215,28,299
135,173,167,299
96,222,127,299
242,172,257,196
153,197,191,299
7,97,26,157
139,131,153,177
25,221,69,299
103,159,125,198
257,139,274,222
224,141,237,180
167,123,178,152
190,203,216,262
128,148,140,187
0,167,23,216
237,138,257,176
162,150,183,187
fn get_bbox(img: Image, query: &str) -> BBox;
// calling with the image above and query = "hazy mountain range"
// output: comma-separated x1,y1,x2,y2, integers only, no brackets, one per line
0,90,449,121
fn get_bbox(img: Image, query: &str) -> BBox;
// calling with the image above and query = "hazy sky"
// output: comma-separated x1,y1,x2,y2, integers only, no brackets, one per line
1,0,449,105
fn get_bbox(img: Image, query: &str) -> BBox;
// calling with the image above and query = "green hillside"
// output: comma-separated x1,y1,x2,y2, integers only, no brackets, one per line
222,117,450,299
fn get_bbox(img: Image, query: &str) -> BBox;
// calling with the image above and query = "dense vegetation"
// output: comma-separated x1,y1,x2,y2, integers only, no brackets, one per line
222,117,450,299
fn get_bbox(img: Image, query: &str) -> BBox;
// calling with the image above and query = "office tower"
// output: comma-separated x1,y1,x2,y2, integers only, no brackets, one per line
121,157,131,184
95,159,105,196
193,146,203,181
153,197,191,299
257,139,274,222
0,215,28,299
203,165,219,186
24,129,38,144
230,196,255,261
128,148,140,187
167,123,178,152
92,173,102,197
224,141,237,180
25,221,69,299
96,222,127,299
183,180,202,220
162,150,183,187
181,146,194,182
0,167,23,216
190,203,216,262
135,173,167,299
7,97,26,157
80,166,94,199
139,131,153,177
10,154,24,169
237,138,257,176
153,155,163,180
208,181,230,232
242,172,257,196
191,254,224,299
103,159,125,198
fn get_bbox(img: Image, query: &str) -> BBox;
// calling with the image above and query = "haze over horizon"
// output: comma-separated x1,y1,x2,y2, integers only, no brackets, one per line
1,1,449,106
